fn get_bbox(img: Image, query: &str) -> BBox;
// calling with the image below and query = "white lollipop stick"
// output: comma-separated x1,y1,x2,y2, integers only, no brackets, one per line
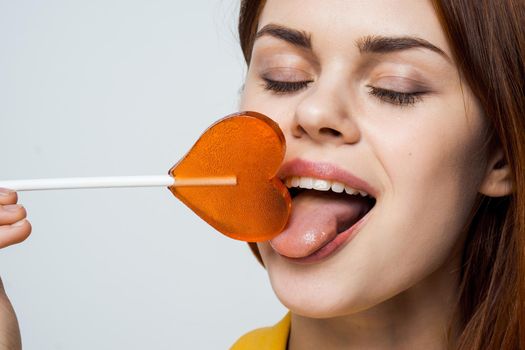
0,175,237,191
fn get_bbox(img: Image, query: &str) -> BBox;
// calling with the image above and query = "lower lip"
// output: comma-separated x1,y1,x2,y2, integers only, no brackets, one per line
276,208,373,264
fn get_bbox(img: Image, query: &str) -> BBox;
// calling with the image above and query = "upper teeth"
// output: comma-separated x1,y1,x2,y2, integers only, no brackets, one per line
284,176,370,197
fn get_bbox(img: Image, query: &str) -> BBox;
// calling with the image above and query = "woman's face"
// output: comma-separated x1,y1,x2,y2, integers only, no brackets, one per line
240,0,489,317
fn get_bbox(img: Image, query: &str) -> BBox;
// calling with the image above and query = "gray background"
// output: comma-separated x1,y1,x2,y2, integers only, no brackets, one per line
0,0,286,349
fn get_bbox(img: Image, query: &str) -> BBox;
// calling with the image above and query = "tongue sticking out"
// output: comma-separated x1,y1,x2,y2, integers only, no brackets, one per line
270,191,370,258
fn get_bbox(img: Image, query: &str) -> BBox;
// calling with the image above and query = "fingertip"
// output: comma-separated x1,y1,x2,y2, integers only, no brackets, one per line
0,220,32,249
23,220,32,239
0,189,17,205
15,221,32,245
19,206,27,220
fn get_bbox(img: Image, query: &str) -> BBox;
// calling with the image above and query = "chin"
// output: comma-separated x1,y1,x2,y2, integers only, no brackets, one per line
274,290,365,319
268,271,372,319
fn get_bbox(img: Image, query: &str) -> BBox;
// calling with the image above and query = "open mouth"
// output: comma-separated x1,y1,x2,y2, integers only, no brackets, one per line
286,177,376,234
270,176,376,261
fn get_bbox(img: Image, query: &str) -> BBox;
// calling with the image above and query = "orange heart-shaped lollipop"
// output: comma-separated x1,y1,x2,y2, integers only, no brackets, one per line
169,111,291,242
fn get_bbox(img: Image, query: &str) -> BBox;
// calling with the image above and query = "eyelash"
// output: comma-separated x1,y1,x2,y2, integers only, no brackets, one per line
262,78,312,94
262,78,425,106
366,86,425,106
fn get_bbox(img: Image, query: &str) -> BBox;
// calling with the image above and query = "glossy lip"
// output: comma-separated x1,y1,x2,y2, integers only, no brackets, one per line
273,158,378,264
278,158,379,198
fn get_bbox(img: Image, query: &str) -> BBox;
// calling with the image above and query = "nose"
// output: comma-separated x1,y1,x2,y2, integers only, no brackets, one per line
291,81,360,145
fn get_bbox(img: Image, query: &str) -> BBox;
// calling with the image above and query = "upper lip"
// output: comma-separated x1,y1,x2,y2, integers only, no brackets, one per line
278,158,378,198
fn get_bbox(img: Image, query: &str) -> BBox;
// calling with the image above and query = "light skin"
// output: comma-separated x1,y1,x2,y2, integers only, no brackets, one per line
240,0,512,349
0,1,515,349
0,189,31,350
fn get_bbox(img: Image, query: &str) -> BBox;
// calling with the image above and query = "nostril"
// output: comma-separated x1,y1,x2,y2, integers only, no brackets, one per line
319,127,342,137
293,125,308,138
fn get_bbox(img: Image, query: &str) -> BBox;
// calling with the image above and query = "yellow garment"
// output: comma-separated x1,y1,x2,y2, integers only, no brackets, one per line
230,313,291,350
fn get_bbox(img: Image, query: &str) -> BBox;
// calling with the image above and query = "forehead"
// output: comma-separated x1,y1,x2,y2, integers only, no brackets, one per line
258,0,452,58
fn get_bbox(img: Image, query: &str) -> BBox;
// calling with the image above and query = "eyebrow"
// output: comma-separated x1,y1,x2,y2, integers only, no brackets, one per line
255,24,312,50
356,35,450,61
255,24,450,62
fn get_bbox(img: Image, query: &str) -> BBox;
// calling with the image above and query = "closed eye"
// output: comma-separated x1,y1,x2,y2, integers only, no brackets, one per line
262,78,313,94
261,77,426,105
367,85,426,106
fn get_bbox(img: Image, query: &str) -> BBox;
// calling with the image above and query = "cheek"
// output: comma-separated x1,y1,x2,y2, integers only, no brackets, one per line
239,70,299,128
375,103,487,208
362,100,488,284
